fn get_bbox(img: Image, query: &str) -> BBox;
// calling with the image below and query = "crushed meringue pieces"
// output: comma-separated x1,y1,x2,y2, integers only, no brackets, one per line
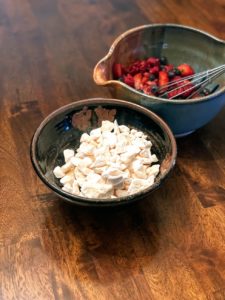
53,120,160,199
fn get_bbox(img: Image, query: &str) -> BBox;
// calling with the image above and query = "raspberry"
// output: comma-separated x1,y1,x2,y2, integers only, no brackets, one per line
123,74,134,87
147,57,160,66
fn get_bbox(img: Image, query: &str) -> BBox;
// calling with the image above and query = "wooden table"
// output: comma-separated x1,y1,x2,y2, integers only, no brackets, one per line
1,1,225,299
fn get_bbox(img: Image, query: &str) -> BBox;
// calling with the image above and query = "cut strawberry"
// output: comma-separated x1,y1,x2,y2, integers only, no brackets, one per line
143,85,153,95
159,71,169,88
141,76,149,85
113,63,123,79
177,63,195,77
133,73,143,90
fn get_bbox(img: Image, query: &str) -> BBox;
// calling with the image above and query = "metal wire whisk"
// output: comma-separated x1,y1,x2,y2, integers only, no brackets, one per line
158,64,225,99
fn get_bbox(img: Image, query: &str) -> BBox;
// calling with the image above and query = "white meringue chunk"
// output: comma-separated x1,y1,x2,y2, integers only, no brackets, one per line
139,148,151,158
113,119,120,134
102,167,124,185
80,157,93,167
150,154,158,163
91,155,107,168
135,131,145,138
80,133,91,143
61,161,73,173
53,166,65,178
74,168,86,187
115,189,128,197
131,129,138,135
119,125,130,133
90,128,101,139
70,156,81,167
127,178,150,195
101,120,114,132
60,174,74,185
146,164,160,176
81,182,113,199
63,149,75,162
62,183,73,193
78,143,95,155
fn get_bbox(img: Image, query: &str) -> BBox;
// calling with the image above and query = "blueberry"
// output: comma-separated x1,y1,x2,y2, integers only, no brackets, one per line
151,85,158,94
149,74,155,81
168,71,175,78
160,56,168,65
174,68,181,75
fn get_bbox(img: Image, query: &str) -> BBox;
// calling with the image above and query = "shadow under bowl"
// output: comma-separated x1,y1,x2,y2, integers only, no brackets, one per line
31,98,177,207
93,24,225,137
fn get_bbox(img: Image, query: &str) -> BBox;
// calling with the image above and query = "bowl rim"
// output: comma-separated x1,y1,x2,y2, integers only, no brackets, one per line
30,98,177,206
93,23,225,104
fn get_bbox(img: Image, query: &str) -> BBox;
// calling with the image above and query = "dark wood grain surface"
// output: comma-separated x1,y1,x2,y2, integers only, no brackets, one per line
0,0,225,299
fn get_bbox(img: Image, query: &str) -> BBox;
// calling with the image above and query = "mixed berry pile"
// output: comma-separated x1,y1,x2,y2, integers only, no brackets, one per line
113,56,207,99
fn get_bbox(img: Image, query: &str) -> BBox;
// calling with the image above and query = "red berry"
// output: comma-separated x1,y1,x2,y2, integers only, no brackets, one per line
159,71,169,88
146,80,156,87
164,64,174,72
113,63,123,79
123,74,134,87
150,66,160,75
143,85,153,95
168,79,194,98
172,75,182,82
147,57,160,66
178,79,195,97
139,60,148,72
133,73,143,90
141,76,149,84
177,63,195,77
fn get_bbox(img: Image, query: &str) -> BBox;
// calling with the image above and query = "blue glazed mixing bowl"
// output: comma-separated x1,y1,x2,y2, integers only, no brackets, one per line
93,24,225,137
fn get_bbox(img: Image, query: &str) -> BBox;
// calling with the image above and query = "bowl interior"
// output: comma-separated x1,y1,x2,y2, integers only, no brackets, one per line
106,25,225,87
32,99,176,205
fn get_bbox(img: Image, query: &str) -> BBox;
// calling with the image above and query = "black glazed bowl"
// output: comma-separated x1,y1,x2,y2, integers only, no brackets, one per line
30,98,177,207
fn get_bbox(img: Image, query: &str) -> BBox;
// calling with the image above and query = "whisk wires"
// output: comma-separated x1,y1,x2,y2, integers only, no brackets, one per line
158,64,225,99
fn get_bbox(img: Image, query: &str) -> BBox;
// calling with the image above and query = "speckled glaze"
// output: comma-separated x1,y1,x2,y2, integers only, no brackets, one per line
93,24,225,136
31,98,177,207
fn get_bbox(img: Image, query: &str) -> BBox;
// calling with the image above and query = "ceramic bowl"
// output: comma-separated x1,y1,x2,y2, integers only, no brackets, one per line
93,24,225,137
31,98,177,207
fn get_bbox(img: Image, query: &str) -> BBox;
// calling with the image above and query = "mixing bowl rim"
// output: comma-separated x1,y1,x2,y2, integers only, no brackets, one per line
93,23,225,104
